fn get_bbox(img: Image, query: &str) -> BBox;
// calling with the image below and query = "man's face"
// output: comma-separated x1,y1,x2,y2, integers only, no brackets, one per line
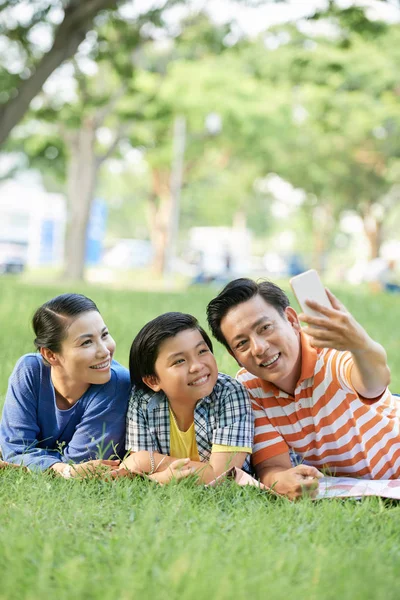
220,294,302,394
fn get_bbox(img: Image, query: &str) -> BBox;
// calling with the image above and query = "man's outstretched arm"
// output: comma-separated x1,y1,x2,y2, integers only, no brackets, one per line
300,289,391,399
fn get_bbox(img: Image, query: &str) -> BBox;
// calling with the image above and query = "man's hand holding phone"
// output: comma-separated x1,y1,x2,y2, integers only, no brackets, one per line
298,287,371,353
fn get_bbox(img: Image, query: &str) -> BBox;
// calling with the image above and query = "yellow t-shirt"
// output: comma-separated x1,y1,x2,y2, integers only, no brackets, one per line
169,407,200,461
169,407,252,460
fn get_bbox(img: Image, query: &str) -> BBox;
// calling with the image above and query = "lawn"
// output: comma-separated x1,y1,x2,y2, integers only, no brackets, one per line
1,277,400,600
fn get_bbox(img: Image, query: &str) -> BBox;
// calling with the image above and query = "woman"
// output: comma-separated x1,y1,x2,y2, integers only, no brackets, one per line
0,293,130,478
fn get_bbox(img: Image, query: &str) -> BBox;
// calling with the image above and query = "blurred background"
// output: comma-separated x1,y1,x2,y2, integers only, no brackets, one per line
1,0,400,292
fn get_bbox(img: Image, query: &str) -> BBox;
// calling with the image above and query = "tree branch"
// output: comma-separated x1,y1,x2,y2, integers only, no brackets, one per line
0,0,119,146
95,125,124,168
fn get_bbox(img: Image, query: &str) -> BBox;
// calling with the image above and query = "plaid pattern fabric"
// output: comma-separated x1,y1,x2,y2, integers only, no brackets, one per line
126,372,254,473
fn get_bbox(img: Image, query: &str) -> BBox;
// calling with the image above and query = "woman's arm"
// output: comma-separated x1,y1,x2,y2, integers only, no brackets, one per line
0,357,64,470
61,364,131,463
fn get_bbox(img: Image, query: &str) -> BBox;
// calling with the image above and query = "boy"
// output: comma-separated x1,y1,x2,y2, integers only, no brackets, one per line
122,312,254,483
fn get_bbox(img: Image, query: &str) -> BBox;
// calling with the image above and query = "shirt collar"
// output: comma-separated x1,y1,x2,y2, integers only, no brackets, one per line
298,330,318,383
140,387,213,411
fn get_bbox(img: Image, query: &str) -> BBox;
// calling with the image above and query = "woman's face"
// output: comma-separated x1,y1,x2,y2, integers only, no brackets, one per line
54,311,116,387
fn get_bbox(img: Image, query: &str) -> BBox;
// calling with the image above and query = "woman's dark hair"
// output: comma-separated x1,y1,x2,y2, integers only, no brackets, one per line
206,278,290,350
33,293,99,354
129,312,213,392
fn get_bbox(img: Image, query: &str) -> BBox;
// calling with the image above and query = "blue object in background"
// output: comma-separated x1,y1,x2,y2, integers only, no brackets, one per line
86,200,107,265
39,219,55,264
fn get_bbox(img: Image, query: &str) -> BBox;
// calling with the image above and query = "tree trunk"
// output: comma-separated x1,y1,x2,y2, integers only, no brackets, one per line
362,202,383,260
63,118,98,281
0,0,118,146
147,169,173,277
311,203,333,273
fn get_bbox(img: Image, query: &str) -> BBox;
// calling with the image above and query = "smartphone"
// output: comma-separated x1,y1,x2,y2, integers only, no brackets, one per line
290,269,332,317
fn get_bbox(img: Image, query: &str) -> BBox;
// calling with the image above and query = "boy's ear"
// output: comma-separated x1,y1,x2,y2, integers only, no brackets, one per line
142,374,161,392
40,347,61,366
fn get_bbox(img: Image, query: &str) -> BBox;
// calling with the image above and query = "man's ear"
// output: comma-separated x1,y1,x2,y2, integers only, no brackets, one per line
142,374,161,392
40,347,61,366
285,307,301,332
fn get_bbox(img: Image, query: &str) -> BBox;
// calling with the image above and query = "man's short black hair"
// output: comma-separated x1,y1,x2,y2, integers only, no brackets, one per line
206,278,290,350
129,312,213,392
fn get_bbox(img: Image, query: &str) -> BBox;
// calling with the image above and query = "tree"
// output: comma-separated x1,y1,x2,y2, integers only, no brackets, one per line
0,0,123,146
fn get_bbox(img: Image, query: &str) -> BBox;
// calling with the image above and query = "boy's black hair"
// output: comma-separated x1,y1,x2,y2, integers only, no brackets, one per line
206,278,290,350
129,312,213,392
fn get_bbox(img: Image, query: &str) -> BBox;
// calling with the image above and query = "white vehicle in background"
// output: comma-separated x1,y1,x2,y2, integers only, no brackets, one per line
102,239,153,269
188,226,252,282
0,242,26,274
0,180,66,269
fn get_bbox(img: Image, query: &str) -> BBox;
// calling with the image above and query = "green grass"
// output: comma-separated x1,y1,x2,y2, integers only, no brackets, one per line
1,277,400,600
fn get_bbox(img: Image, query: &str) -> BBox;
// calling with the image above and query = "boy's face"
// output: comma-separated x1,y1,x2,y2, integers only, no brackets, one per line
144,329,218,405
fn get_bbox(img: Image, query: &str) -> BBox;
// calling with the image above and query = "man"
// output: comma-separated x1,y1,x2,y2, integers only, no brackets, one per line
206,278,399,500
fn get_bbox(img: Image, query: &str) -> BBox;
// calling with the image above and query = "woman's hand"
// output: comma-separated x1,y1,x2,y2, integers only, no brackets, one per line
51,459,120,479
0,460,22,469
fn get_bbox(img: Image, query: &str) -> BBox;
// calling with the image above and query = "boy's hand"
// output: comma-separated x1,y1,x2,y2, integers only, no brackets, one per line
299,289,371,353
150,458,194,485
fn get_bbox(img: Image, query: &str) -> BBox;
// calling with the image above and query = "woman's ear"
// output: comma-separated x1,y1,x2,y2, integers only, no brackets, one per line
40,347,61,366
142,374,161,392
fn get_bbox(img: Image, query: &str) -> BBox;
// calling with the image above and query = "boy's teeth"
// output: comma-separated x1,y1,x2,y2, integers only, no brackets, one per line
189,375,208,386
261,353,279,367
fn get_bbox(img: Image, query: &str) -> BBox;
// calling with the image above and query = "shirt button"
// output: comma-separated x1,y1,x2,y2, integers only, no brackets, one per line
298,403,302,409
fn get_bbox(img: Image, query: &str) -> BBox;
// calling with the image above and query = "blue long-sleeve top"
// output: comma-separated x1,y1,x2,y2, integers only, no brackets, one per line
0,354,131,471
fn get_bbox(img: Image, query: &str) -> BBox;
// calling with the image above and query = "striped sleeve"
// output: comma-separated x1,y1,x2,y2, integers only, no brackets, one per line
337,350,388,404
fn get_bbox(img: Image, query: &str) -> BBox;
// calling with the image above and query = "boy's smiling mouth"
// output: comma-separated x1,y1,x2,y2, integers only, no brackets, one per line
188,374,210,387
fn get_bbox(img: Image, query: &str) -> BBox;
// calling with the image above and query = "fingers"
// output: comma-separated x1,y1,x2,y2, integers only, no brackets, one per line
172,467,195,480
96,459,120,466
168,458,190,470
301,301,333,320
325,288,344,311
295,465,323,478
107,468,135,480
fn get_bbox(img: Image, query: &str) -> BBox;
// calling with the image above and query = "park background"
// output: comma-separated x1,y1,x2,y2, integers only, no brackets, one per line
1,1,400,599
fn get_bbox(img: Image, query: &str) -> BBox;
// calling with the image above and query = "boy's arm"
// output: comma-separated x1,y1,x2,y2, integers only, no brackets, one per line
300,289,390,399
121,450,216,483
208,450,249,474
255,453,322,500
122,449,249,484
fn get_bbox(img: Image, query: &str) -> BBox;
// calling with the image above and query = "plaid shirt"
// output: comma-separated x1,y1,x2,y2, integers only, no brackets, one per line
126,372,254,473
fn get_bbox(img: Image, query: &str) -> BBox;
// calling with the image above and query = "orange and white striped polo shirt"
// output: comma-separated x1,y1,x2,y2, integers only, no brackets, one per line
237,332,400,479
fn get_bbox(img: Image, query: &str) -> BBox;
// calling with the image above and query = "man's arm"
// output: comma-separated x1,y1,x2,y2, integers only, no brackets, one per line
255,453,322,500
300,289,390,398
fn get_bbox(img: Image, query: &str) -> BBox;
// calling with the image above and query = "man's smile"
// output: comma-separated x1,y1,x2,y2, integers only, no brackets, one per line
259,353,280,368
